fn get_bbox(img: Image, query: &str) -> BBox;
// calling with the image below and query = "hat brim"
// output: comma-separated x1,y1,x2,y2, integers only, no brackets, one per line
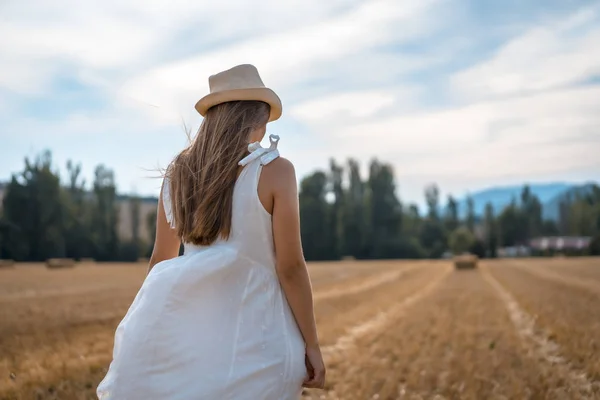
195,87,282,122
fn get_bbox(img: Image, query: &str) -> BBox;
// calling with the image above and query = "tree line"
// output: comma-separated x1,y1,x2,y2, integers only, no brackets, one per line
298,159,600,261
0,151,155,262
0,151,599,262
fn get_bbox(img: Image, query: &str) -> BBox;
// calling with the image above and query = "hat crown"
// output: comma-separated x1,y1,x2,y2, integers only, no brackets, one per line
208,64,266,93
195,64,282,122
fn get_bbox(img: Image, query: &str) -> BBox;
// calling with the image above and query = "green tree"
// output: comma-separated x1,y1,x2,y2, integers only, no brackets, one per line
1,176,30,260
483,202,498,257
497,200,527,247
540,219,558,236
119,195,143,262
299,171,333,261
396,204,425,258
425,184,440,221
568,196,598,236
366,159,402,258
329,159,344,259
341,159,368,259
420,184,446,258
0,211,4,259
1,151,67,261
63,160,92,260
403,204,421,237
564,185,600,254
419,220,446,258
469,239,487,258
558,198,571,235
449,226,475,255
130,196,141,246
520,185,543,240
444,195,459,232
590,235,600,255
91,165,119,261
466,195,475,233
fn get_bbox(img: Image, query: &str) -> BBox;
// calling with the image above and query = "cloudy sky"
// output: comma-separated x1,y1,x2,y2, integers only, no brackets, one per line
1,0,599,205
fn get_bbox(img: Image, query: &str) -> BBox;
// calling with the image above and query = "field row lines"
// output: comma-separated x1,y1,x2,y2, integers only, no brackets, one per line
313,265,419,302
481,265,597,397
0,283,137,302
0,265,418,304
322,265,452,358
506,261,600,295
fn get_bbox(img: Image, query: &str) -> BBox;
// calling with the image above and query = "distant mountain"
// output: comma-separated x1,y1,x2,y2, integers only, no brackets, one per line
541,183,596,221
455,182,596,220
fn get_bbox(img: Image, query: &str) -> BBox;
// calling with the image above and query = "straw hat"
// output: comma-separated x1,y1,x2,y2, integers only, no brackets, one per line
195,64,282,122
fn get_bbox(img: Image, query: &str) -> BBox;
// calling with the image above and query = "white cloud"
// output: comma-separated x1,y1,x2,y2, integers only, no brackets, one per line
272,4,600,202
451,5,600,100
0,95,8,114
1,0,599,205
0,2,161,94
2,0,443,193
289,84,600,202
290,90,399,122
0,0,366,95
119,0,440,123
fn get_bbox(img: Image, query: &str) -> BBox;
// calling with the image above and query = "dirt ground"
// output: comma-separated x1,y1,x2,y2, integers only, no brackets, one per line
1,257,599,399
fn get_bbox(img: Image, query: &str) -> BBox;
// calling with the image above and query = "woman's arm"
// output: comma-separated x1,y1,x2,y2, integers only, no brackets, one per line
147,185,181,274
268,157,325,388
270,158,318,346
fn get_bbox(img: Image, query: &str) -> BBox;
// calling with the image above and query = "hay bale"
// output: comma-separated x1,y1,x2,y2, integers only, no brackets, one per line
453,254,478,270
0,259,15,269
46,258,77,269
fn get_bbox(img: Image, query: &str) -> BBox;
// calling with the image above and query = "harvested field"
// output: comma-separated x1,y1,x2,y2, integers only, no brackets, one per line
1,258,599,399
514,257,600,284
487,258,600,385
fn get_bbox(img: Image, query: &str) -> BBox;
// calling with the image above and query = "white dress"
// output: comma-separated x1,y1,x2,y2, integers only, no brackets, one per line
97,135,306,400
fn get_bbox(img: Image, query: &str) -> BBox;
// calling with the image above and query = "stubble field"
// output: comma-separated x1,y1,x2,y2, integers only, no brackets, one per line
1,257,599,399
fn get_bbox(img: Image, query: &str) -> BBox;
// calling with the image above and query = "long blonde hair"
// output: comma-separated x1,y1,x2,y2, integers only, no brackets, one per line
166,100,270,245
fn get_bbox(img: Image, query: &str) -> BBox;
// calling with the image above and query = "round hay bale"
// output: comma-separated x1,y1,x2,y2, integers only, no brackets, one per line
453,254,478,270
0,259,15,269
46,258,77,269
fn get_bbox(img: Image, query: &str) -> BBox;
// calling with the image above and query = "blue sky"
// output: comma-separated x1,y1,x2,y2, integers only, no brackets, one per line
1,0,599,205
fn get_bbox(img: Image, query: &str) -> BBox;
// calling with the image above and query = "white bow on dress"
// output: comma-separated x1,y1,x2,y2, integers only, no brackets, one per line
238,134,280,166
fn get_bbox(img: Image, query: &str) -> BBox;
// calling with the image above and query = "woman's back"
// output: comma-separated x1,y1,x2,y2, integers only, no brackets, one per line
97,137,306,399
97,64,325,400
175,135,280,260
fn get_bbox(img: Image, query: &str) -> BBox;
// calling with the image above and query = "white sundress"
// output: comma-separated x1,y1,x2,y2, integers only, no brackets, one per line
97,135,306,400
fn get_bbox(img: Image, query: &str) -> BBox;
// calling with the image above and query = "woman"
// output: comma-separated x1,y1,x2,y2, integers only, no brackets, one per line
97,64,325,399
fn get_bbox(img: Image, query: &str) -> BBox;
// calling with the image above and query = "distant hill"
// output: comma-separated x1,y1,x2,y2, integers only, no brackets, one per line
541,183,596,221
456,182,597,220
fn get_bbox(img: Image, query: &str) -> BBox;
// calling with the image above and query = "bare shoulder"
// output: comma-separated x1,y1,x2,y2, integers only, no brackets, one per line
261,157,297,194
262,157,296,182
257,157,296,213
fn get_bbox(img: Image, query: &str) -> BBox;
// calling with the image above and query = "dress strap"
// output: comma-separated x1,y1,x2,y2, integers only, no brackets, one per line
238,134,280,167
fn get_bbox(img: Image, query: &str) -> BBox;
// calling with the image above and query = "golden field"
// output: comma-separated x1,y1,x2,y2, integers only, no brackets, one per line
1,258,600,399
